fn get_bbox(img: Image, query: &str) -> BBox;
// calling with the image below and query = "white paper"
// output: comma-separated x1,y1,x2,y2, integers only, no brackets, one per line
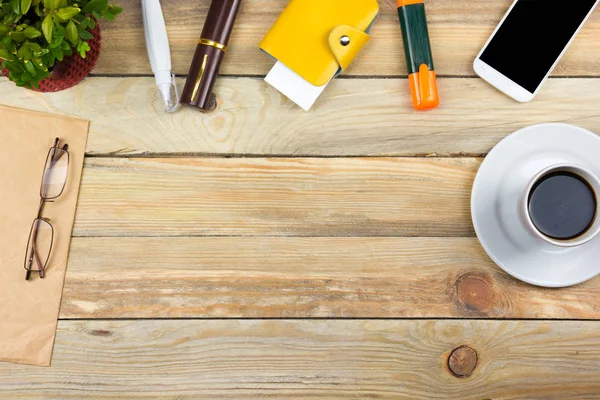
265,61,330,111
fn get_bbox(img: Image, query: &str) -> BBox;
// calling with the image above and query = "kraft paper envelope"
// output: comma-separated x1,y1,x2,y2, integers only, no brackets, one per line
0,104,89,366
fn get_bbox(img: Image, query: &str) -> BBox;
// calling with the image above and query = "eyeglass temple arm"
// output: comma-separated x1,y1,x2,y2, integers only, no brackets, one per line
52,138,68,152
47,138,69,170
25,235,46,280
25,203,48,280
53,137,68,151
25,245,45,279
49,143,68,165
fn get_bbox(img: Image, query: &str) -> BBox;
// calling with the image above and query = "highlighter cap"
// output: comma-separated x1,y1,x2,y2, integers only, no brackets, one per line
398,0,423,6
409,64,440,110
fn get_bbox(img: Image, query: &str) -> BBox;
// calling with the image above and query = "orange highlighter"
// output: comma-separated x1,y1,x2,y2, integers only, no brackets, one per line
397,0,440,110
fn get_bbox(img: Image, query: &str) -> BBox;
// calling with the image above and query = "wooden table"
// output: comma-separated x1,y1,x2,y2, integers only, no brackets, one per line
1,0,600,398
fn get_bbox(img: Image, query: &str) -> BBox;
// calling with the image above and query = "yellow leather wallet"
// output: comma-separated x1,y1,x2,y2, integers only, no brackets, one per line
260,0,379,88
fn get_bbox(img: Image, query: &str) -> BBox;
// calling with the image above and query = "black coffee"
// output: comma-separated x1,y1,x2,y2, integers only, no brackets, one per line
528,172,597,240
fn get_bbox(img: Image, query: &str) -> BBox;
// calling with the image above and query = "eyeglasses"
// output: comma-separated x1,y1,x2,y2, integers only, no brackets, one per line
24,138,70,280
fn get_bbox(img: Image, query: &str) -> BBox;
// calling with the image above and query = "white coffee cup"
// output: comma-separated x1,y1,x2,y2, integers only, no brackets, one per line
521,163,600,248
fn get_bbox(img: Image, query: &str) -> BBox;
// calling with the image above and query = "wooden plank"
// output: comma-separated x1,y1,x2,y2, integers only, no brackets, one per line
60,237,600,319
73,157,477,238
1,320,599,398
95,0,600,77
3,77,600,157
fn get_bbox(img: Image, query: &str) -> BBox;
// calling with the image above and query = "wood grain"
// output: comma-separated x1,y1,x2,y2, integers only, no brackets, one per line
0,0,597,394
2,320,600,399
73,157,477,237
3,77,600,157
60,237,600,319
95,0,600,77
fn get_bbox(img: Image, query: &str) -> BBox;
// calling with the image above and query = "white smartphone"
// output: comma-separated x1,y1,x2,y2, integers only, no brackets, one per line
474,0,599,102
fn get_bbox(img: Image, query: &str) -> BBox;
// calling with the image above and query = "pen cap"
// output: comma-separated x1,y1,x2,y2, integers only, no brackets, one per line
180,0,242,111
201,0,243,46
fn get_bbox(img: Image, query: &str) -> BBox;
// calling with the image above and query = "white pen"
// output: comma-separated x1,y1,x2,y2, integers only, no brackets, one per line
141,0,179,112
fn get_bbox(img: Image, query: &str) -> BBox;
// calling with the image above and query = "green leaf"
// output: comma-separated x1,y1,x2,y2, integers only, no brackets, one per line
110,5,122,15
76,40,89,58
45,52,55,66
4,14,16,25
51,45,62,61
42,14,52,42
43,0,59,10
49,36,63,48
83,0,107,13
79,29,92,40
8,31,25,42
66,19,77,43
24,59,35,74
17,42,31,59
54,23,65,36
101,11,114,21
27,41,41,52
0,25,9,35
55,6,79,21
31,57,43,68
3,60,23,72
9,0,19,14
1,36,11,47
23,26,41,38
20,0,31,14
0,48,14,61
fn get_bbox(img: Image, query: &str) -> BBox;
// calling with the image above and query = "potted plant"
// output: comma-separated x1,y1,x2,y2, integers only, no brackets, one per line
0,0,122,91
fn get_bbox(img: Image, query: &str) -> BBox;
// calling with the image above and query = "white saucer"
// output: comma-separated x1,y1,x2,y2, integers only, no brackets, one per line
471,123,600,287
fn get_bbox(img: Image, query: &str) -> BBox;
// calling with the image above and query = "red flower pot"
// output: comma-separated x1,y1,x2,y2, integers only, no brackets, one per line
2,21,102,92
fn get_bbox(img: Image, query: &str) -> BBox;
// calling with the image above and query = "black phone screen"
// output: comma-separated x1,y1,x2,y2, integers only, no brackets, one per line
480,0,597,93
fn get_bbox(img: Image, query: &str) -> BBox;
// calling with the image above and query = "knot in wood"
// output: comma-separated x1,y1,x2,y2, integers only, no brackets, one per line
448,345,478,378
454,273,495,315
89,329,113,337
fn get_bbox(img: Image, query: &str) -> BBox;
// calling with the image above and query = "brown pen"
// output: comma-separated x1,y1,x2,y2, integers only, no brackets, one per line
180,0,243,111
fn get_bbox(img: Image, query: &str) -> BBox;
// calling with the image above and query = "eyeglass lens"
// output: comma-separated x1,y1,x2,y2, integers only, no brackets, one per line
41,147,69,200
24,218,54,279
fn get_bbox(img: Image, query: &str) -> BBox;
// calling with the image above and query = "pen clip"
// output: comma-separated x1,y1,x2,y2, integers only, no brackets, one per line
191,54,209,103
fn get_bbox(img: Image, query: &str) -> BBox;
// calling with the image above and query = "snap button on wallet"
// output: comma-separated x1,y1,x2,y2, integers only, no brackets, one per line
260,0,379,110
